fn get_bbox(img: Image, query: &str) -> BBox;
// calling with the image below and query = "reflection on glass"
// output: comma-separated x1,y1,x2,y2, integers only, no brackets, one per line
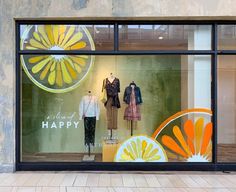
218,25,236,50
217,55,236,162
21,55,212,163
119,25,212,50
20,25,114,51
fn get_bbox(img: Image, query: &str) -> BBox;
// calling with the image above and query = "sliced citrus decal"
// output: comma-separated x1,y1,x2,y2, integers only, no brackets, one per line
20,25,95,93
152,108,213,162
114,135,168,162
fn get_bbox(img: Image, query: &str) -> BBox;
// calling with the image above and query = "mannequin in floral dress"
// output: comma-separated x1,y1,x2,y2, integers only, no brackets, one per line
123,81,142,135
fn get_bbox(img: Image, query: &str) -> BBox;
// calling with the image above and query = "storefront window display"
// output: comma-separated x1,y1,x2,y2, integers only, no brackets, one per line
20,54,212,163
18,23,213,165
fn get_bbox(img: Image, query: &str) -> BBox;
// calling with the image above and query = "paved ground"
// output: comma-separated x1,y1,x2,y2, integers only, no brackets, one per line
0,172,235,192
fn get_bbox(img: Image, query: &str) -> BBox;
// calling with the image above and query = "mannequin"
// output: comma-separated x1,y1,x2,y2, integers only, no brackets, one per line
102,73,120,141
123,81,142,136
79,90,100,161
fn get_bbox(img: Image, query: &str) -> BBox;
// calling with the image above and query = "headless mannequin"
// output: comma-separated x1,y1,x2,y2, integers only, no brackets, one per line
108,73,115,140
124,81,141,136
80,90,100,161
103,72,120,143
86,91,92,156
130,83,135,136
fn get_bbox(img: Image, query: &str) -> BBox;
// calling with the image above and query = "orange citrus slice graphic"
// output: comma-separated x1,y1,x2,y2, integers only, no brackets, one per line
152,108,213,162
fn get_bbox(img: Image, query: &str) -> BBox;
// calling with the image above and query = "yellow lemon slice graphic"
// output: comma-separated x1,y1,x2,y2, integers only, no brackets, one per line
20,25,95,93
114,135,168,162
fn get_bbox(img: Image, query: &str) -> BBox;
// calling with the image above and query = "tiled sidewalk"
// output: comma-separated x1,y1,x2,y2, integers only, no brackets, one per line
0,172,235,192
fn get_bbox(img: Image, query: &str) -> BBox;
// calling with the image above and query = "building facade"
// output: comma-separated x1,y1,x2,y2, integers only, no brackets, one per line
1,0,236,172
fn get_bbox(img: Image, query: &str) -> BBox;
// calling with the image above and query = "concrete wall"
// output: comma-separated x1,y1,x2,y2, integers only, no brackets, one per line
1,0,236,172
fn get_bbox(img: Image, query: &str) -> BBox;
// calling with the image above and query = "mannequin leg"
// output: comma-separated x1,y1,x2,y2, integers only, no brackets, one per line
110,129,112,140
88,143,90,157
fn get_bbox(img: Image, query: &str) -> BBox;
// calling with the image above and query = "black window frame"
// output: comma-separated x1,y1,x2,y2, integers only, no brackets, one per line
15,20,236,171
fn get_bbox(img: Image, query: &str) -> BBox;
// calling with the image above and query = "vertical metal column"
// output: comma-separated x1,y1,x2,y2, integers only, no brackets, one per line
15,22,21,167
211,23,218,167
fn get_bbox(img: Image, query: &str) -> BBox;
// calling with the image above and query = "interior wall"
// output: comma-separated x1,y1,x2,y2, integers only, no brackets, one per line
21,55,181,154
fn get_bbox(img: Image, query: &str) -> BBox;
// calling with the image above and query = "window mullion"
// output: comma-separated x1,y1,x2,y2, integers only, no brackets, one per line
114,23,119,52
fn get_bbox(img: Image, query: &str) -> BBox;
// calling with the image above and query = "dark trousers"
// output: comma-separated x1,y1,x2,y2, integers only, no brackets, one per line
84,117,96,146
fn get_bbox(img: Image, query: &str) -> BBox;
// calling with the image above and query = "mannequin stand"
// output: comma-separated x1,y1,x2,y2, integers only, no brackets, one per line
105,129,118,144
110,129,113,140
82,143,95,162
131,120,133,136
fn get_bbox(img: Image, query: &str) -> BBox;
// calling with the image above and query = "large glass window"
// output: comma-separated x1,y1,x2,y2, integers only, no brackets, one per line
18,23,213,165
119,25,212,50
21,54,212,163
217,55,236,162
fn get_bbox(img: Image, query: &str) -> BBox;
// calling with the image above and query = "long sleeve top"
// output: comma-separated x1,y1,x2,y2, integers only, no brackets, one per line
79,95,100,120
123,85,143,105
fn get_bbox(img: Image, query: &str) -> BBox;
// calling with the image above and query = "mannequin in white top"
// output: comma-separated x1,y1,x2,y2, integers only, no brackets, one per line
79,91,100,120
79,91,100,160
